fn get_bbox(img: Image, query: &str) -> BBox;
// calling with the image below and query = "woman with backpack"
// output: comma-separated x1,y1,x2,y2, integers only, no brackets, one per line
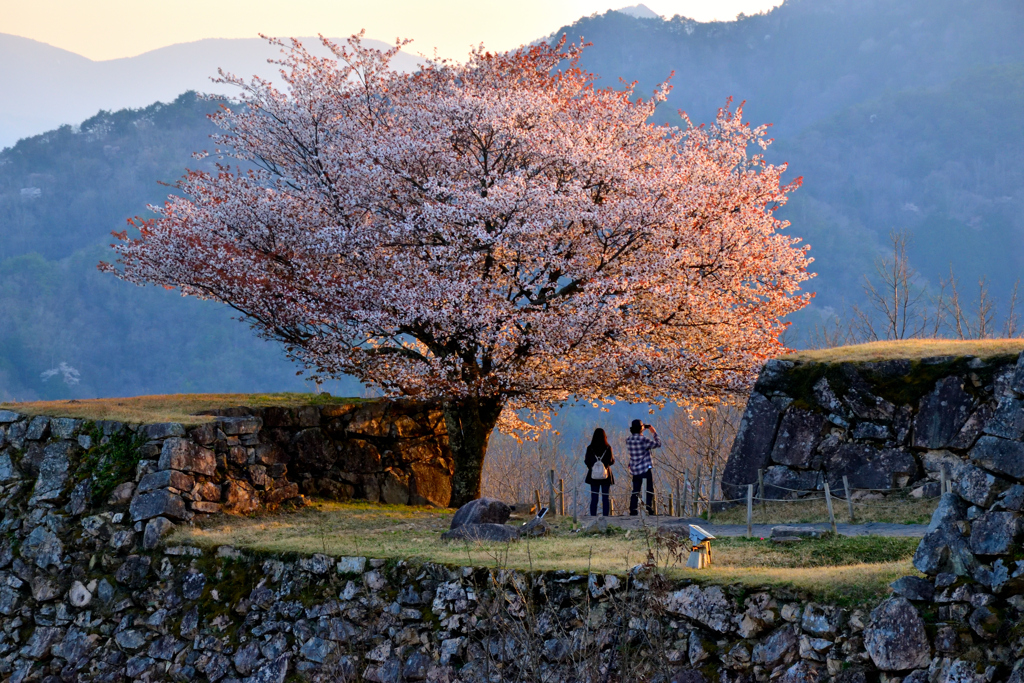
584,428,615,517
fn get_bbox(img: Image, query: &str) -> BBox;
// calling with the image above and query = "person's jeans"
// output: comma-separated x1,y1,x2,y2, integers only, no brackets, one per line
590,482,610,516
629,470,654,515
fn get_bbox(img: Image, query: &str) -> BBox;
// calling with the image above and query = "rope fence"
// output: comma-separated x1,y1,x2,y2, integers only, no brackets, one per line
527,464,946,535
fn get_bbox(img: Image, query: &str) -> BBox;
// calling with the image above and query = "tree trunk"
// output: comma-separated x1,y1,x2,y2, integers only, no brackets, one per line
444,396,504,508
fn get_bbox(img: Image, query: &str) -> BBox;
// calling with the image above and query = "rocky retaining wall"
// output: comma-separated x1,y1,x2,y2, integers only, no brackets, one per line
0,399,1019,681
722,351,1024,501
4,484,1023,683
0,399,452,534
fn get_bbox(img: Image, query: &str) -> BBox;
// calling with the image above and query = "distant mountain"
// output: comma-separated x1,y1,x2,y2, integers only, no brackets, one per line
1,0,1022,401
551,0,1024,334
0,93,361,401
0,34,422,150
615,5,660,19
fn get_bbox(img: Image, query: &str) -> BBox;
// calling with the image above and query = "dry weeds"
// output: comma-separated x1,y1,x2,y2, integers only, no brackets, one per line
0,393,361,425
787,338,1024,363
173,501,918,604
707,493,939,526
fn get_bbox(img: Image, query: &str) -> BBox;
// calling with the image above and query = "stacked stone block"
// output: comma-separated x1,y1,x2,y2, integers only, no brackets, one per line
0,398,452,535
723,351,1024,502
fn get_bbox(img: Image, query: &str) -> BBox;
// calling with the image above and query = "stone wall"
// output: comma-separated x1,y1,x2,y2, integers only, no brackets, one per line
4,467,1023,683
0,398,1021,681
722,351,1024,501
0,399,452,533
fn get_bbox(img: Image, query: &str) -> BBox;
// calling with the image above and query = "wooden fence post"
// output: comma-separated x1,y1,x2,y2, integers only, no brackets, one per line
573,484,578,524
842,475,855,523
548,469,556,516
747,484,753,538
694,465,702,516
682,472,690,517
758,468,766,516
824,482,837,534
709,463,717,522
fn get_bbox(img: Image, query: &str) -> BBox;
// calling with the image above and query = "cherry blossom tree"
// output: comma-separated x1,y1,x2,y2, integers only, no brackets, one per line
104,35,813,506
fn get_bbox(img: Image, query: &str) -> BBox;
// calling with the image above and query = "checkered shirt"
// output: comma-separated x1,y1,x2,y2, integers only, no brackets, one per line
626,431,661,475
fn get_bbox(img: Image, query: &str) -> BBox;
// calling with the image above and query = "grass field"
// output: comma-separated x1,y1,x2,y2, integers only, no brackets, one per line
706,493,939,526
174,501,919,605
788,338,1024,363
0,392,363,425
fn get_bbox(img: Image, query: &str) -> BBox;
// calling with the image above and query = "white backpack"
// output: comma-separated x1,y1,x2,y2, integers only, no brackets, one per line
590,450,609,480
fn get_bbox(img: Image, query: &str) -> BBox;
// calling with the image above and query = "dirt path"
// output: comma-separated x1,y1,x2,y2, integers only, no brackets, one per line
582,515,929,538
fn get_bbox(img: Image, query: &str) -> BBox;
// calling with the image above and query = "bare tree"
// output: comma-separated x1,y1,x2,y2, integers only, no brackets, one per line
807,304,856,349
938,266,1019,340
851,230,932,341
657,403,742,503
1004,281,1020,338
482,431,581,507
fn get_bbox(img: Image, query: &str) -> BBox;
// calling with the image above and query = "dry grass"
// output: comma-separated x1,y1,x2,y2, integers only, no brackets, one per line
707,493,939,526
0,393,362,425
787,338,1024,364
174,501,918,604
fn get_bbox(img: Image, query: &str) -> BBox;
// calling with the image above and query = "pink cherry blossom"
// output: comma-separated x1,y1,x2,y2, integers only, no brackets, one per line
103,34,813,505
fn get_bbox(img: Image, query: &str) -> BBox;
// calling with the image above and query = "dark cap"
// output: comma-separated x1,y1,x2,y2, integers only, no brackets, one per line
630,419,643,434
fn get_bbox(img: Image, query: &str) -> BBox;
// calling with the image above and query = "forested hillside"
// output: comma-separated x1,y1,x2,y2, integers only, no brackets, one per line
555,0,1024,334
0,0,1021,400
0,94,353,400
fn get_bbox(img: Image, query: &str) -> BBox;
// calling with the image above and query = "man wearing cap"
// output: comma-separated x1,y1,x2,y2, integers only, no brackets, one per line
626,419,661,516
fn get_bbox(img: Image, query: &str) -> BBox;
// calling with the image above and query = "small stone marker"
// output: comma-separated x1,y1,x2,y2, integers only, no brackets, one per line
686,524,715,569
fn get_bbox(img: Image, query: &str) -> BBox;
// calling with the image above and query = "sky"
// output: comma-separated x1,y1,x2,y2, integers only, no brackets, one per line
2,0,783,61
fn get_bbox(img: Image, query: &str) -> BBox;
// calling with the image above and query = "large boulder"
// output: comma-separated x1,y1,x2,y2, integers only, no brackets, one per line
158,438,216,476
751,624,798,668
409,462,452,507
449,498,511,529
970,436,1024,480
30,441,77,504
130,490,189,522
762,466,823,499
840,366,895,421
913,493,977,576
664,584,736,634
949,404,994,450
0,452,21,484
824,444,917,490
863,597,931,671
812,377,845,414
333,438,381,473
770,409,826,468
982,396,1024,441
143,423,186,440
223,480,260,514
913,376,974,449
380,468,410,505
215,416,262,436
722,392,782,499
289,428,337,468
954,462,1007,508
136,470,194,495
970,511,1021,555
